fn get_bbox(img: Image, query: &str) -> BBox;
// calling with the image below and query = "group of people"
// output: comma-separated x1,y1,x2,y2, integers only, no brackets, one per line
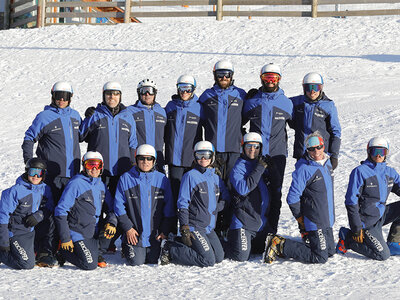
1,59,400,270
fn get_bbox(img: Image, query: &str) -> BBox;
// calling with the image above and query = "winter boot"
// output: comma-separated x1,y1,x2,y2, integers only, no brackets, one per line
159,240,171,265
336,227,350,255
36,252,57,268
264,234,285,264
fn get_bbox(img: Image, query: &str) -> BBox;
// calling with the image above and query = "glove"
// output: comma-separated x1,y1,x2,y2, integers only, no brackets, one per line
180,225,195,247
61,240,74,252
352,229,364,243
104,223,116,239
330,157,338,170
258,155,272,169
0,245,10,252
24,214,40,227
84,106,96,118
296,216,305,232
245,88,258,100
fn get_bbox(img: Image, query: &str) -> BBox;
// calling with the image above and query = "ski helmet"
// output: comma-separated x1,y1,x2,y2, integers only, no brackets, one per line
303,72,324,85
82,151,104,174
260,63,281,77
25,157,47,180
51,81,73,105
176,75,196,96
213,60,234,73
194,141,215,165
367,137,389,157
103,81,122,103
137,79,158,101
135,144,157,170
242,132,263,154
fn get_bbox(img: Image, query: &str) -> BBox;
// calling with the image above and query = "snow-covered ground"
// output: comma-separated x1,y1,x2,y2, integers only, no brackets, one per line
0,15,400,299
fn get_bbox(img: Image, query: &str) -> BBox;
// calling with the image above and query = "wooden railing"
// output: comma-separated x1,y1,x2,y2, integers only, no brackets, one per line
3,0,400,29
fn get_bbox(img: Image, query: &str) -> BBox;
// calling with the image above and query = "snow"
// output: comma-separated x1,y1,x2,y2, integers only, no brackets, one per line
1,15,400,299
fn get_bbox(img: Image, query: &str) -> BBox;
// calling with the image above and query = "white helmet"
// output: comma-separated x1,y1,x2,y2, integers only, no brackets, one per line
177,75,197,89
213,60,234,73
367,137,389,151
51,81,73,94
194,141,215,165
303,72,324,85
135,144,157,159
137,79,157,91
103,81,122,93
260,63,281,76
82,151,103,164
243,132,263,144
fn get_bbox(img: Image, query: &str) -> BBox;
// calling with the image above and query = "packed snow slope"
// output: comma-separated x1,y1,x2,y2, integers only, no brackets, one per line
0,15,400,299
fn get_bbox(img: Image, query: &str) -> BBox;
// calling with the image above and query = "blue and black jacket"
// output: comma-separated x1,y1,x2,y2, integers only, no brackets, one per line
229,155,270,232
22,105,81,179
242,88,293,157
199,84,246,153
287,155,335,231
290,93,341,159
177,165,230,234
0,175,53,248
54,173,115,243
114,167,175,247
345,159,400,233
129,101,166,153
164,95,202,167
80,103,138,177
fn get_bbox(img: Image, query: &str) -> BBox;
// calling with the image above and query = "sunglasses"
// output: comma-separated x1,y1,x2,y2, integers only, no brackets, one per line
84,159,103,170
307,145,324,152
195,151,213,160
261,73,281,84
369,147,388,157
244,143,260,150
139,86,156,95
28,168,45,178
303,83,323,93
215,70,233,79
137,156,155,161
105,90,121,96
177,83,194,94
53,91,71,101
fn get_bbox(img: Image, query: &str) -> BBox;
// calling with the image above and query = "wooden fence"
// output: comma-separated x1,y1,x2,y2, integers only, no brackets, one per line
3,0,400,29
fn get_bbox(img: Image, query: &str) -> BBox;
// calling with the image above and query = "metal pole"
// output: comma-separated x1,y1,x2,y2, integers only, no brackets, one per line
4,0,10,29
216,0,222,21
124,0,131,23
311,0,318,18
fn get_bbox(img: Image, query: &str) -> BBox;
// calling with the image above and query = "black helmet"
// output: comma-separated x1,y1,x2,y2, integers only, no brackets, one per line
25,157,47,172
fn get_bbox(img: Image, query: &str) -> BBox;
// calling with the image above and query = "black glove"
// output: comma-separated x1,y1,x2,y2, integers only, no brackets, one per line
180,225,195,247
24,214,40,227
258,154,273,169
330,157,338,170
0,245,10,252
246,88,258,100
84,106,96,118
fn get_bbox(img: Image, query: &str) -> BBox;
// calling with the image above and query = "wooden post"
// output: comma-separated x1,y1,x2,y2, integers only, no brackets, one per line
124,0,131,23
4,0,10,29
311,0,318,18
216,0,222,21
37,0,45,27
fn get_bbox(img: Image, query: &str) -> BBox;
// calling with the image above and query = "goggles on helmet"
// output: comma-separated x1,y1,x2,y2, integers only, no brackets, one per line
137,156,155,162
261,73,281,84
303,83,323,93
105,90,121,96
84,159,103,170
177,83,194,94
194,150,213,160
53,91,72,102
27,168,45,178
369,147,388,157
215,70,233,79
139,86,156,95
244,143,260,150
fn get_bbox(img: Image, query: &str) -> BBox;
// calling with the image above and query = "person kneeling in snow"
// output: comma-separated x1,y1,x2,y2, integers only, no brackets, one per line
114,144,175,266
264,131,335,264
55,152,116,270
0,158,53,269
336,137,400,260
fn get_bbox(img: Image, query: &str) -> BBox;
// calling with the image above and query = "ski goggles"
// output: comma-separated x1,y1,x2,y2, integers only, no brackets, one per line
139,86,156,95
307,144,324,152
194,150,213,160
53,91,72,101
177,83,194,94
215,70,233,79
84,159,103,170
137,156,155,162
27,168,45,178
104,90,121,96
369,147,388,157
261,73,281,84
244,143,260,150
303,83,323,93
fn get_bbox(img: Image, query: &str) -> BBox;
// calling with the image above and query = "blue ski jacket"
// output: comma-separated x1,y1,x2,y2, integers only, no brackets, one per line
22,105,81,179
198,84,246,153
345,159,400,233
177,165,230,234
129,101,166,153
164,95,202,167
54,173,115,243
242,88,293,157
0,175,53,248
290,93,341,159
80,103,138,177
114,167,175,247
229,156,270,232
287,155,335,231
